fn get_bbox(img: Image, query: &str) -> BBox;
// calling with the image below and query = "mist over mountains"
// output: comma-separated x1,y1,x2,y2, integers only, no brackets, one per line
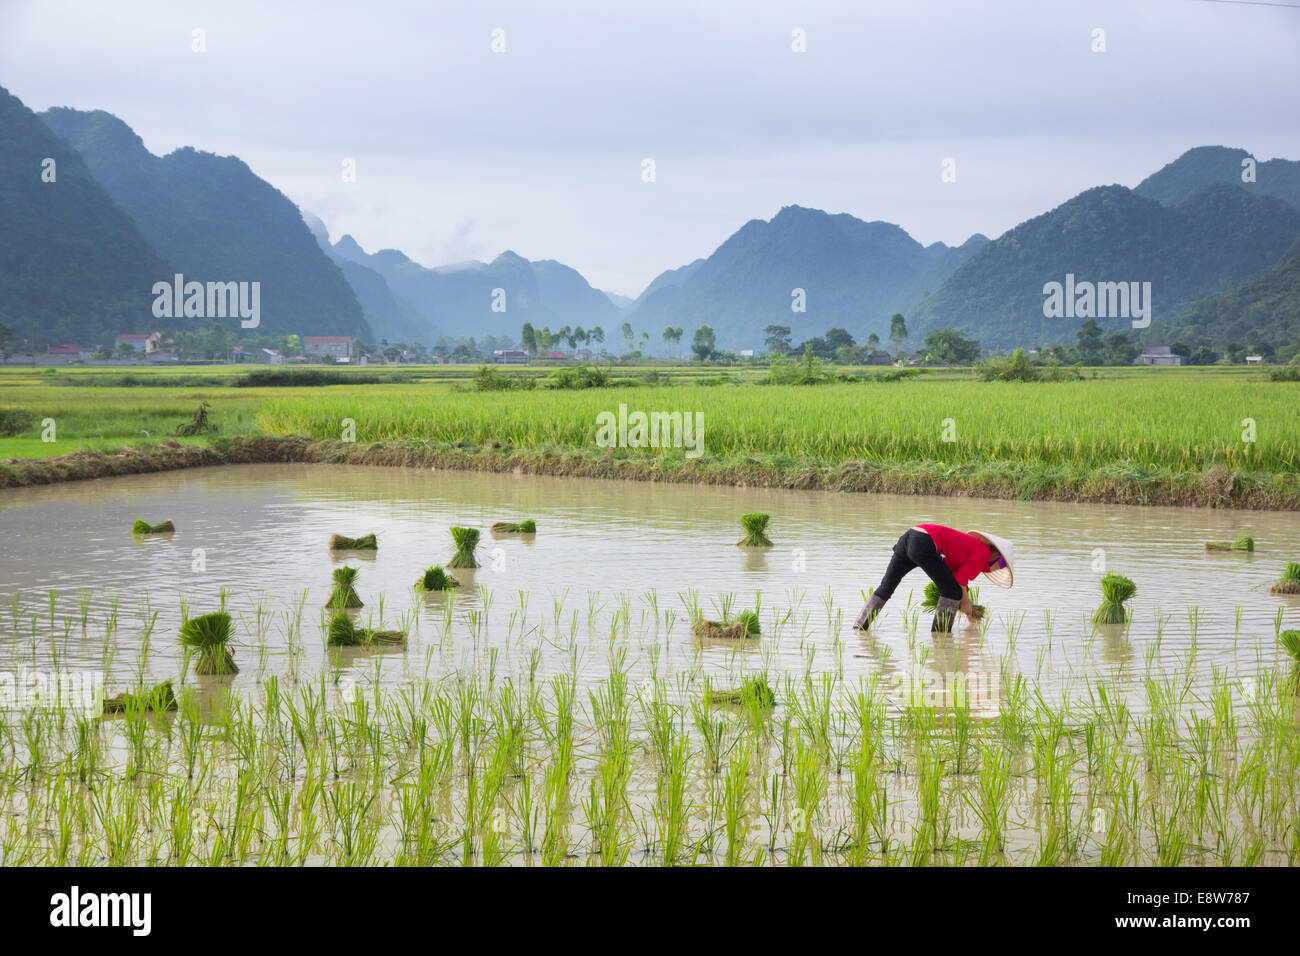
3,81,1298,356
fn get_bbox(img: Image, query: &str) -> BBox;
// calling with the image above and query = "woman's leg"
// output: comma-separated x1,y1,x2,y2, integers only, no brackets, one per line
904,532,963,629
855,531,917,629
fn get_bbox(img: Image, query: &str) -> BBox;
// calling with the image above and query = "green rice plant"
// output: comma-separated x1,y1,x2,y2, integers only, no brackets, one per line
178,610,238,675
1093,573,1137,624
447,526,481,569
326,610,406,647
328,532,377,550
1279,631,1300,694
737,512,773,547
131,518,174,534
491,519,536,534
722,741,754,866
414,565,458,591
1268,562,1300,595
326,566,363,609
1204,534,1254,552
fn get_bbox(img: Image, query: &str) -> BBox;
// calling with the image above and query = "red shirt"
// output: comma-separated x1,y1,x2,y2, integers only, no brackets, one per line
916,524,990,588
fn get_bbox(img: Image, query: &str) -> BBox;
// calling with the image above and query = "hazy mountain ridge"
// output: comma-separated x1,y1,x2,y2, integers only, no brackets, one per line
624,206,987,349
39,106,369,340
0,86,175,348
908,181,1300,350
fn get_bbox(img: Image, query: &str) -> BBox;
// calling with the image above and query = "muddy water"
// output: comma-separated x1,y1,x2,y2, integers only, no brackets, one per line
1,463,1296,710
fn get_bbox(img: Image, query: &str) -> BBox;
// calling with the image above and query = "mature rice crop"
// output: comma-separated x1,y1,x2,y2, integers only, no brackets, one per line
255,377,1300,473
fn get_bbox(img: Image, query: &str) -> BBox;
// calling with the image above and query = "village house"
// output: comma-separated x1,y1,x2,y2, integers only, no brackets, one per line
493,349,529,364
115,332,161,355
46,344,91,361
303,335,352,362
866,349,893,365
1135,346,1182,367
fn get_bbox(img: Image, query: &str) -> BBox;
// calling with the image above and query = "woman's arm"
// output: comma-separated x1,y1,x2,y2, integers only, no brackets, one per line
960,587,974,620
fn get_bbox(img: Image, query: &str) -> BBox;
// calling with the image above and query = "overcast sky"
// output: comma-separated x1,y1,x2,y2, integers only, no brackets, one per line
3,0,1299,295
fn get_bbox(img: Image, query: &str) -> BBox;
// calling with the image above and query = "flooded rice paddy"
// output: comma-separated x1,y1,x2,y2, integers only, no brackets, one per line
1,464,1298,866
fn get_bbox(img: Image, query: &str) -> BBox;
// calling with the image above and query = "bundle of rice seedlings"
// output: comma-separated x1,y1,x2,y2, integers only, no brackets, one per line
447,526,481,568
491,519,536,534
102,681,178,715
326,610,406,647
708,675,776,709
737,513,773,548
326,566,364,609
132,519,175,534
1093,573,1137,624
329,532,378,551
415,565,459,591
1280,630,1300,695
921,582,985,620
1204,534,1255,552
693,610,761,640
1268,562,1300,595
179,611,238,675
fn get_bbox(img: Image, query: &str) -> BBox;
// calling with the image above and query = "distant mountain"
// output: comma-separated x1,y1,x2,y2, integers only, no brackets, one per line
40,107,369,340
324,235,619,341
632,258,706,309
1166,237,1300,349
1136,146,1300,212
908,183,1300,350
302,212,432,344
601,290,634,311
0,86,173,349
622,207,987,349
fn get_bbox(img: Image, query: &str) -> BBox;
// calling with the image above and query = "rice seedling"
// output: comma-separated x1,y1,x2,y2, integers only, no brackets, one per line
328,532,378,551
708,675,776,709
692,609,760,640
414,565,459,591
1204,534,1254,552
1279,631,1300,695
1268,562,1300,595
737,512,773,548
326,610,406,647
326,566,364,609
491,519,536,534
447,526,481,569
131,518,174,534
101,681,178,715
921,581,985,620
178,610,238,675
1093,573,1137,624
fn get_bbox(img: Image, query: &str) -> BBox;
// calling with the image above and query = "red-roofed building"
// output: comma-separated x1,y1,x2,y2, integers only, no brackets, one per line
303,336,352,361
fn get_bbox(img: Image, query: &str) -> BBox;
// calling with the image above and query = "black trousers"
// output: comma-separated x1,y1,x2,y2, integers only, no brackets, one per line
873,529,963,601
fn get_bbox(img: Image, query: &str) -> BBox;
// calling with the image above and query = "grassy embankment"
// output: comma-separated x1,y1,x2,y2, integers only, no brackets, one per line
0,364,1296,508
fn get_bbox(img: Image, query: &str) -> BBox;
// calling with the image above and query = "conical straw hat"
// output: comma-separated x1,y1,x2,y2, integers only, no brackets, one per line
967,530,1014,588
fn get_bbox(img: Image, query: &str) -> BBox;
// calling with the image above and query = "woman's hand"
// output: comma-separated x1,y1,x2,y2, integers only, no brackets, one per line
960,588,975,621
